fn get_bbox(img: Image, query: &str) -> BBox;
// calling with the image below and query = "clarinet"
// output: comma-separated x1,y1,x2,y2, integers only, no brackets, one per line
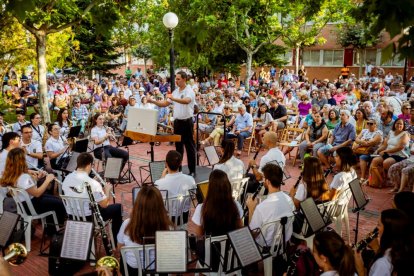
293,174,303,189
91,168,116,199
354,227,379,252
84,181,114,256
286,249,302,276
243,182,264,218
245,144,263,176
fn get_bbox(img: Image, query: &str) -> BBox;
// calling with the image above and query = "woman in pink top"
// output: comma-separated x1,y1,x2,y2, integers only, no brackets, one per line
333,88,347,104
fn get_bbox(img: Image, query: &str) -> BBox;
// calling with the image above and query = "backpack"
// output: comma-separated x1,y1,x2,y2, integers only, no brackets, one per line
368,165,384,188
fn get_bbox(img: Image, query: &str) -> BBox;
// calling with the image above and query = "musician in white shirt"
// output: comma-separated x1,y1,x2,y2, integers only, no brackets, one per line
20,124,43,169
45,123,69,170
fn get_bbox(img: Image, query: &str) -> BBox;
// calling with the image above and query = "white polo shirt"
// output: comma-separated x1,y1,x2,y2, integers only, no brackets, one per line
155,171,196,214
259,147,286,172
91,126,110,150
21,140,42,168
16,173,36,201
0,149,9,177
170,85,195,120
45,136,68,162
31,124,45,144
249,191,295,246
213,156,245,182
62,171,106,216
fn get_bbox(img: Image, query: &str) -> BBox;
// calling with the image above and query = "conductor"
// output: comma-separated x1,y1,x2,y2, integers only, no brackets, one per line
148,71,196,176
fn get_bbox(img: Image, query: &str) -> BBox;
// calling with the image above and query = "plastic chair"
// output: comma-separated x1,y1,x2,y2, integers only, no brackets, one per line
230,177,249,204
120,244,157,276
196,235,242,276
260,216,294,276
166,195,190,230
60,195,115,262
7,187,60,252
331,187,353,244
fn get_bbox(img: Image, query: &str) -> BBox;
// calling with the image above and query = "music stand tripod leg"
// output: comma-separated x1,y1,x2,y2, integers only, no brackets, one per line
148,142,155,162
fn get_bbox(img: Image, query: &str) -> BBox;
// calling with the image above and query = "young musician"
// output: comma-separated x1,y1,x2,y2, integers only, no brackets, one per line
12,110,28,134
0,148,66,225
91,113,129,171
29,112,46,144
213,139,244,181
45,123,69,170
0,132,22,176
62,152,122,242
21,124,43,169
55,108,72,138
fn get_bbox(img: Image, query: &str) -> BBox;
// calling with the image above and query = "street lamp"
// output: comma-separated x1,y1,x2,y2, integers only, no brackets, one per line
163,12,179,92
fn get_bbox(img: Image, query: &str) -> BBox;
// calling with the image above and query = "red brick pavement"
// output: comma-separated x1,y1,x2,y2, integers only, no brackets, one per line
10,142,394,275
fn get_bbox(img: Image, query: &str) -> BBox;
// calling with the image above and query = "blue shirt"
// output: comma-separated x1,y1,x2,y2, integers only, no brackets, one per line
234,112,253,132
332,122,356,146
156,106,169,124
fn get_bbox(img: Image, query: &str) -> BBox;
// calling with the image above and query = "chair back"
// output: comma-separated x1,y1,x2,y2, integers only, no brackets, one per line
0,188,6,214
166,195,190,227
60,195,91,221
120,244,156,276
317,197,340,225
149,161,165,183
7,187,37,217
259,216,294,256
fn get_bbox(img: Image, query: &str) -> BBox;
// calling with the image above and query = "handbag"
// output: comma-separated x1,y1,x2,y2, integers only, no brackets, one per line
352,142,371,155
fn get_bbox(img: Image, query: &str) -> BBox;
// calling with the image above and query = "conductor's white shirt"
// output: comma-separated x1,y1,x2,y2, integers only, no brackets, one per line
170,85,195,120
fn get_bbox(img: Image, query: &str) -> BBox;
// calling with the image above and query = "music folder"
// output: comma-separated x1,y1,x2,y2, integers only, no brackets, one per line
155,231,187,273
227,226,263,269
349,178,369,211
300,197,327,237
60,220,93,261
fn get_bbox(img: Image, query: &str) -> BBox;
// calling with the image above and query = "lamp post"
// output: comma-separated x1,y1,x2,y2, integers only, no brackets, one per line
163,12,179,93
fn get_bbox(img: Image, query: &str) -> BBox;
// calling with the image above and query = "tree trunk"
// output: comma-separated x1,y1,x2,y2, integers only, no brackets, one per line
144,58,147,78
36,32,51,123
245,51,253,90
358,48,363,78
295,45,300,74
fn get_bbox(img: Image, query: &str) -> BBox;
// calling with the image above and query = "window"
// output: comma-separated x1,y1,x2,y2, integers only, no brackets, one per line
303,50,320,66
382,54,404,67
323,50,343,66
283,51,293,65
353,49,377,66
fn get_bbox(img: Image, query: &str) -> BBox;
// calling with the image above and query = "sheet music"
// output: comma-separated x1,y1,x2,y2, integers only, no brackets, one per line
228,227,262,267
301,199,326,232
0,212,20,247
60,220,93,261
155,231,187,272
104,158,123,179
349,179,368,209
204,146,219,165
149,162,165,182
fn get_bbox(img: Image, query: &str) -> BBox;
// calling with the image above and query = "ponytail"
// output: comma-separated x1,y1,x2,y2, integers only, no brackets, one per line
338,244,355,276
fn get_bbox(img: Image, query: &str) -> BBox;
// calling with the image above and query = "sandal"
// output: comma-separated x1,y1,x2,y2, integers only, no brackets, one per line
388,188,398,194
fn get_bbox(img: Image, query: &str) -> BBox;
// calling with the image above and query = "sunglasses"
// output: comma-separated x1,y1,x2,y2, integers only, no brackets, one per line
367,122,375,125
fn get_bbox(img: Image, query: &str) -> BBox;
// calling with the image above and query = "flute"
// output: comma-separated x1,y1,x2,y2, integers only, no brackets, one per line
31,167,62,185
104,126,117,141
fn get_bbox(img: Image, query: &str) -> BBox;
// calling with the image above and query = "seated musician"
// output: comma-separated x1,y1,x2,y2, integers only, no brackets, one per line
247,131,285,193
91,113,129,170
62,152,122,242
29,112,46,145
20,124,44,169
246,163,295,246
55,108,72,138
213,139,244,182
12,110,28,134
0,132,23,176
155,150,196,223
45,123,70,170
0,147,66,226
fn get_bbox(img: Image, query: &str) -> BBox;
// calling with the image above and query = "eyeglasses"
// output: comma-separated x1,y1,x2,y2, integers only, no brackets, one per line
34,117,41,119
74,101,80,104
23,131,33,134
244,101,250,104
367,122,375,125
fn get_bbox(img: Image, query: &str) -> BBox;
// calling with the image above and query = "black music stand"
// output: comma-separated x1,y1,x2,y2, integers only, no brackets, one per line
204,146,220,167
72,138,88,153
0,212,21,251
299,197,329,238
67,126,81,139
349,178,369,244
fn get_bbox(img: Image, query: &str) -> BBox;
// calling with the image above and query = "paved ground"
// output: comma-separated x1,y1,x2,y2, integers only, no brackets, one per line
9,141,394,275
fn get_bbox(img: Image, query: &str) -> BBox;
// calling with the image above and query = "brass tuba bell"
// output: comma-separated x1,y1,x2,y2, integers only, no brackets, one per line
96,256,120,275
4,243,27,266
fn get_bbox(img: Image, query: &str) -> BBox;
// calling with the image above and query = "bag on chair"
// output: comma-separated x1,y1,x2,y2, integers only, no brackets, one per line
368,166,384,188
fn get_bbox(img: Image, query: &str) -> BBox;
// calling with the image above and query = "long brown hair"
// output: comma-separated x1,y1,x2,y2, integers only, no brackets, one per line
302,157,329,200
218,139,235,164
0,148,28,187
201,169,241,236
125,185,172,244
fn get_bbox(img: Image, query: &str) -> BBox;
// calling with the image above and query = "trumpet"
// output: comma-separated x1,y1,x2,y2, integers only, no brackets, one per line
3,243,27,266
96,256,119,275
91,168,116,199
354,227,379,252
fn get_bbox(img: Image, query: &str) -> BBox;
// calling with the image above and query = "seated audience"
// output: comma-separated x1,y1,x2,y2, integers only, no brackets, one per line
388,142,414,193
201,104,235,146
298,112,328,161
71,98,89,134
253,102,273,147
226,104,253,156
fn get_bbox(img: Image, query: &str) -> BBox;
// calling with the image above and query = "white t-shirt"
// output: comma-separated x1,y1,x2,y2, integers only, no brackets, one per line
21,140,42,168
31,124,45,144
117,218,156,269
191,200,243,226
62,171,106,216
369,248,392,276
249,191,295,246
91,126,110,150
0,149,8,177
330,169,357,204
16,173,37,201
170,85,195,120
259,147,286,172
155,172,196,214
294,182,307,202
213,156,245,181
45,136,68,162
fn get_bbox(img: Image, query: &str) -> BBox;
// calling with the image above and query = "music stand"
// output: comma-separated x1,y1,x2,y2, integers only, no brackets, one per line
204,146,220,166
299,198,328,238
67,126,81,139
349,178,369,244
62,152,81,173
149,161,165,183
72,138,89,153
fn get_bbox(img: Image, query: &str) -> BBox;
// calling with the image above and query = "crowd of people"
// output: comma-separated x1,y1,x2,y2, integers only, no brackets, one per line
1,66,414,275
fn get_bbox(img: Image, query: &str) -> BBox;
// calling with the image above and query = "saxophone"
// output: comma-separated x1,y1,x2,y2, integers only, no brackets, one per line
84,181,114,256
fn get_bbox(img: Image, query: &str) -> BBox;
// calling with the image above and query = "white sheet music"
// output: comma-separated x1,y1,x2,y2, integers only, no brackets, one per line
228,227,262,267
104,158,123,179
60,220,93,261
155,231,187,272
